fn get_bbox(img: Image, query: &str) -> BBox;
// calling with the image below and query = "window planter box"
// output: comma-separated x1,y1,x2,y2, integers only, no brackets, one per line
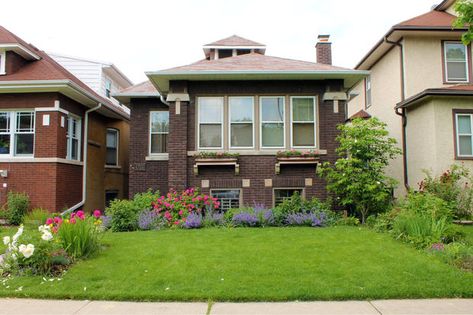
193,157,240,175
275,156,319,175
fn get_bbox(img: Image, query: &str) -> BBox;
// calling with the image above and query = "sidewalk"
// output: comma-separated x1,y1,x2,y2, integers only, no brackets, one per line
0,298,472,315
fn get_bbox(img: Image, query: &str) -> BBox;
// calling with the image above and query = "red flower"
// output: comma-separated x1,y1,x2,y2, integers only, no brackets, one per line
93,210,101,218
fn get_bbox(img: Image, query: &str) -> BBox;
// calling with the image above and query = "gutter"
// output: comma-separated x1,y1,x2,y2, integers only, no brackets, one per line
62,103,103,215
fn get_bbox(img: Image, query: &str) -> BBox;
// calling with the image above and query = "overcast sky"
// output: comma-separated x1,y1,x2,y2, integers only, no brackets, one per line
1,0,439,84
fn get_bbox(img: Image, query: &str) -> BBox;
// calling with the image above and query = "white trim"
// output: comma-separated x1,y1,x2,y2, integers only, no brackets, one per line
228,96,255,149
290,96,317,149
456,113,473,157
106,128,119,166
0,110,35,157
0,50,5,75
0,43,41,60
35,107,69,115
444,41,470,83
203,45,266,50
145,154,169,161
66,114,82,161
260,96,285,149
149,111,169,155
0,157,83,165
197,97,224,150
105,165,122,169
188,150,327,156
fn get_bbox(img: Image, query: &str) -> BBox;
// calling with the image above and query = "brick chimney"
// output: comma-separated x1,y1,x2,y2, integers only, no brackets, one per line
316,34,332,65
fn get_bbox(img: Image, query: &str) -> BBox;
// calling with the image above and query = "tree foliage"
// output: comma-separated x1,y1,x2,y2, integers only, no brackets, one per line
454,0,473,45
318,118,401,223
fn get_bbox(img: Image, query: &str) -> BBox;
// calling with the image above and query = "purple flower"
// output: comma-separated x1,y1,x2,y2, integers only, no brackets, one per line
232,212,259,227
183,213,202,229
100,215,112,229
138,210,158,230
285,212,325,227
204,211,224,226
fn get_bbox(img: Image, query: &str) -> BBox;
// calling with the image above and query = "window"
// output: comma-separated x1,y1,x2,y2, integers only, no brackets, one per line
211,189,240,211
106,128,119,166
198,97,224,149
105,190,119,208
66,116,81,160
0,51,5,75
456,113,473,157
365,76,372,108
291,97,316,148
105,79,112,98
274,188,303,206
261,96,285,148
150,111,169,154
0,111,35,156
444,42,469,82
229,97,254,148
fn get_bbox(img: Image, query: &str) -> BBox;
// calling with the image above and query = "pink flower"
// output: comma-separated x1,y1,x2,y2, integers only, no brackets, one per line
76,210,85,217
54,217,63,224
93,210,101,218
45,218,53,225
174,221,180,225
71,212,76,219
178,210,183,216
70,218,76,224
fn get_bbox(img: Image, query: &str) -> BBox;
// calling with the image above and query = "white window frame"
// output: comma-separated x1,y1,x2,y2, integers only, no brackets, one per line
0,50,5,75
197,97,224,150
106,128,119,166
260,96,286,149
149,111,169,156
290,96,317,149
210,188,242,211
229,96,255,149
455,113,473,157
0,110,35,157
444,41,469,83
105,78,112,98
66,115,81,161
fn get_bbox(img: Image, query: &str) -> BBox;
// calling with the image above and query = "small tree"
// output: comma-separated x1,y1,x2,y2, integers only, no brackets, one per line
453,0,473,45
318,118,401,223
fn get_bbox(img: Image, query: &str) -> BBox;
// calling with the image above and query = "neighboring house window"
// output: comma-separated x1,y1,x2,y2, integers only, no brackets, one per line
455,113,473,157
211,189,240,211
66,116,81,160
291,97,316,148
198,97,224,149
105,79,112,98
274,188,304,206
106,128,119,166
365,76,372,108
229,97,254,148
0,111,35,156
150,111,169,154
105,190,119,208
0,51,5,75
261,96,285,148
444,42,469,82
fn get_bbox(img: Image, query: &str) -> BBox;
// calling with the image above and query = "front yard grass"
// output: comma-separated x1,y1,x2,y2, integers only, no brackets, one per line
1,226,473,301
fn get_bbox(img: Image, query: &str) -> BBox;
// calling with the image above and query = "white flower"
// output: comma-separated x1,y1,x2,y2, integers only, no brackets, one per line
10,253,17,261
38,225,50,233
12,225,24,246
2,236,10,245
41,231,53,241
18,244,34,258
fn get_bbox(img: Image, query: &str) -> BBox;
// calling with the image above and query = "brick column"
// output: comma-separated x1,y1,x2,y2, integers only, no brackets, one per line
167,100,188,190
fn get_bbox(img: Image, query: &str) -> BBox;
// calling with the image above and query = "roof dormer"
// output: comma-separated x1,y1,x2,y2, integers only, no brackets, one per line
203,35,266,60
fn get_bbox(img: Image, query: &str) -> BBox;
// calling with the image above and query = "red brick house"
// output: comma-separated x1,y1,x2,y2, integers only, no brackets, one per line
0,26,129,212
115,35,367,209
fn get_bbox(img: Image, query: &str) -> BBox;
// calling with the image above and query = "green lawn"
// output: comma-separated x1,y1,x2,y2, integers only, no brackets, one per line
0,226,472,301
463,225,473,244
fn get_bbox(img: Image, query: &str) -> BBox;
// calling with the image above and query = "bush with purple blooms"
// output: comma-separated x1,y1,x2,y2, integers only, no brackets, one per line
183,213,203,229
285,212,326,227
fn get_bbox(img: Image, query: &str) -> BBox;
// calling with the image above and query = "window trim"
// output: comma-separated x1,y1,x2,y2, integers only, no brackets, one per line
105,78,112,98
443,41,470,83
0,110,36,157
365,76,372,108
66,114,81,161
228,96,255,150
105,128,119,166
290,96,317,149
0,50,5,75
260,96,286,149
210,188,242,211
272,187,305,207
197,97,224,150
453,110,473,159
149,110,169,156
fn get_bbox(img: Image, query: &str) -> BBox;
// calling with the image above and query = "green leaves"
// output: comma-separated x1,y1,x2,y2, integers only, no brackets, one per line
454,0,473,45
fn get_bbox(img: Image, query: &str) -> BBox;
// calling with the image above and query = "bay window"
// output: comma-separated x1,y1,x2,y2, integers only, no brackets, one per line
456,113,473,157
444,42,469,82
0,111,35,156
229,97,254,148
198,97,224,149
66,116,81,160
291,97,316,148
260,96,285,148
150,111,169,154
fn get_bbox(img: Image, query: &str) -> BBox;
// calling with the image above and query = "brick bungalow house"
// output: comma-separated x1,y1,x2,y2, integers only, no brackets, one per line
115,35,367,209
0,26,129,212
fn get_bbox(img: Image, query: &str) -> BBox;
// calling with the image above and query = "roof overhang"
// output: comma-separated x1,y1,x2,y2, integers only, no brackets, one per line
396,88,473,109
112,91,160,104
103,64,134,88
0,80,129,120
435,0,456,11
203,45,266,58
0,43,41,60
146,70,370,95
356,27,467,70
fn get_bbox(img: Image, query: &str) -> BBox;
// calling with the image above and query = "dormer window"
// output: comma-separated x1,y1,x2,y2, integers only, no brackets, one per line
0,51,5,75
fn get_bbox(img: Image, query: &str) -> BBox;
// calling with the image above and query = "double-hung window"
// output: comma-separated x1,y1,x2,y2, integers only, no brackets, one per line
66,116,81,161
0,111,35,156
291,97,316,148
198,97,224,149
150,111,169,154
444,42,469,82
260,96,285,148
229,97,254,148
456,113,473,157
106,128,119,166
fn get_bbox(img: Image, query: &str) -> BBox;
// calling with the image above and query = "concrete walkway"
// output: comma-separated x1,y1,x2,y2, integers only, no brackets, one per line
0,298,472,315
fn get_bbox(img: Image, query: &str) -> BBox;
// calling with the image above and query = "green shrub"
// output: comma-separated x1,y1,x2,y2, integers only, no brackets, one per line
440,242,473,271
24,208,50,227
272,193,333,225
336,216,360,226
57,214,100,259
7,192,29,225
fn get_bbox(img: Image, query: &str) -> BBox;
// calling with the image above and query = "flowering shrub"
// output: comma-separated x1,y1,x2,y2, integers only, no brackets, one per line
276,149,319,158
183,213,203,229
285,212,325,227
230,205,276,227
194,152,239,159
203,210,225,227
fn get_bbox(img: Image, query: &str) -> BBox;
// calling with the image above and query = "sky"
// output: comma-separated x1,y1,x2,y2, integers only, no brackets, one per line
0,0,439,84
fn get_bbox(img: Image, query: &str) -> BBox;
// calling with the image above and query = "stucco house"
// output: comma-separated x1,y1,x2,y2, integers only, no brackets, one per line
0,26,130,212
115,35,367,209
348,0,473,194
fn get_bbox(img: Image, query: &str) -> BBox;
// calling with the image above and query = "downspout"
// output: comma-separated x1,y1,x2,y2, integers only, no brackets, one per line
160,94,170,106
62,103,103,215
385,36,409,190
